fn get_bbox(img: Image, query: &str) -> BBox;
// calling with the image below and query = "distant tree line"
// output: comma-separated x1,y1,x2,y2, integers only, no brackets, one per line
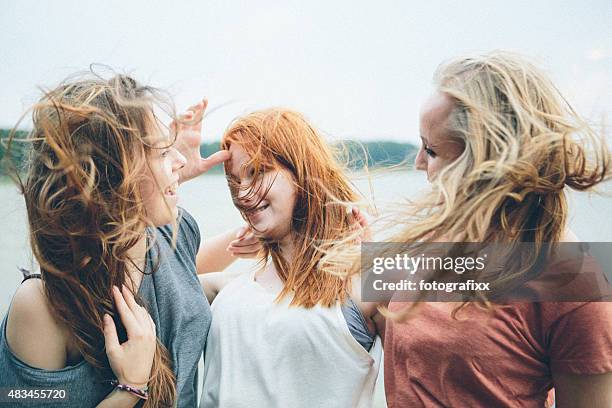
1,128,417,177
0,128,29,177
199,140,417,173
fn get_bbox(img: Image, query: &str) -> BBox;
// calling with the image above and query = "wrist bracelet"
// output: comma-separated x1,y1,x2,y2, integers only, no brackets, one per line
110,379,149,400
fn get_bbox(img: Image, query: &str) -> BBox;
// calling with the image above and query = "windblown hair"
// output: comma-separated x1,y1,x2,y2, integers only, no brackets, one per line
5,73,177,407
222,109,361,308
325,50,610,318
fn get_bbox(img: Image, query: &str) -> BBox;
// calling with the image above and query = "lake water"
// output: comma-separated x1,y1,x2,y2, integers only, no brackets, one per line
1,171,610,315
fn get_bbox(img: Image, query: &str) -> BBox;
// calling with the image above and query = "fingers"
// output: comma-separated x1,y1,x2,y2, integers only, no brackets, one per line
228,228,259,248
103,313,119,354
351,206,371,243
227,244,261,256
352,207,369,229
187,99,208,116
172,99,207,130
121,285,150,329
112,285,141,338
232,227,254,244
183,99,207,125
121,285,141,313
235,225,248,239
227,229,262,257
147,313,156,336
199,150,231,173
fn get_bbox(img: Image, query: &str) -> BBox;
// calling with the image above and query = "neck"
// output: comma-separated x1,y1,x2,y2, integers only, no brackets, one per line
278,233,296,264
125,228,148,291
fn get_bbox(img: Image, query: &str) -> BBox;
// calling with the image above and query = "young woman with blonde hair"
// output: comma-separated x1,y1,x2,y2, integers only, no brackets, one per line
378,51,611,407
200,109,383,408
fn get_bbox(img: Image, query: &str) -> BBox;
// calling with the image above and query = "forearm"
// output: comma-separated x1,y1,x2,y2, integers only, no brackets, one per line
196,228,240,274
199,270,242,303
199,273,221,303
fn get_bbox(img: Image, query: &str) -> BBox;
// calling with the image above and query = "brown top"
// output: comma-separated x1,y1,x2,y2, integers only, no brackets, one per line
384,301,612,407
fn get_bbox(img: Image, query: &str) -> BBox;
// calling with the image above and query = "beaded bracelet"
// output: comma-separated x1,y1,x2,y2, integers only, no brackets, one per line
110,379,149,400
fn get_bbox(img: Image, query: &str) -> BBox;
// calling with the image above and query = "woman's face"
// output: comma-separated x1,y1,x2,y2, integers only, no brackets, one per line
227,144,297,241
140,135,187,227
415,92,465,182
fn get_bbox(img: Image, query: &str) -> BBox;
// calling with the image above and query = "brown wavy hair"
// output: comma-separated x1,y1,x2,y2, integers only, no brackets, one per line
222,109,363,308
5,73,176,406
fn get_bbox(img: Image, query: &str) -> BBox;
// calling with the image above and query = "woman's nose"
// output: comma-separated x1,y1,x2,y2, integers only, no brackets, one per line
236,179,258,207
415,147,427,172
173,149,187,171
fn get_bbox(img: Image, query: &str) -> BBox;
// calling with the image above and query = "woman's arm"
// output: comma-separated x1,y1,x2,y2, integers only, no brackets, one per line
348,274,387,341
346,207,387,339
96,389,141,407
6,281,157,408
553,371,612,408
196,226,261,274
198,270,243,303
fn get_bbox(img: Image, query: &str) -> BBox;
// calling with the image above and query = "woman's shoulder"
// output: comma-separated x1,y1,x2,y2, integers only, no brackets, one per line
155,208,201,257
5,278,71,370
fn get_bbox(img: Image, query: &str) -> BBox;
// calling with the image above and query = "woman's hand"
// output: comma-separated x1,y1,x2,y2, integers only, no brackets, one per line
103,285,156,388
352,206,371,243
171,99,231,183
227,225,263,258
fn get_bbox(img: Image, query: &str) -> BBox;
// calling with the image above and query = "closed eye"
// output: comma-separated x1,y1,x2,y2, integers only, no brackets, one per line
244,165,266,179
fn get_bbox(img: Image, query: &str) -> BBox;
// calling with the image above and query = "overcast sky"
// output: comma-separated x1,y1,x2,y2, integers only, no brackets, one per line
1,0,610,143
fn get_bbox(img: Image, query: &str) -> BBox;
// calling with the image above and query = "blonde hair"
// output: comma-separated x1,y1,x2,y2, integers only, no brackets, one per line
327,51,610,319
222,109,362,308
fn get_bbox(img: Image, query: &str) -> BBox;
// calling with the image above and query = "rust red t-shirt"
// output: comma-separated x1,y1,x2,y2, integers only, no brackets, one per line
384,301,612,407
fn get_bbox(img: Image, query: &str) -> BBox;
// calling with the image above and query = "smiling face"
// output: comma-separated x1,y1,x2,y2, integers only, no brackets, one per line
227,143,297,241
415,92,465,182
139,128,186,226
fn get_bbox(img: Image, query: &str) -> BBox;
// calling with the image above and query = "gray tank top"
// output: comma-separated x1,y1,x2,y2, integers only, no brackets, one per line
0,209,211,407
341,298,376,351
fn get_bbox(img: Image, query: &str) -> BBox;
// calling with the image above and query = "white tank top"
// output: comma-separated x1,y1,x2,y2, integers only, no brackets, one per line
201,270,382,408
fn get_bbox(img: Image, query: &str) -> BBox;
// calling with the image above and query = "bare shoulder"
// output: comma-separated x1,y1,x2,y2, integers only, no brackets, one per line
5,278,69,369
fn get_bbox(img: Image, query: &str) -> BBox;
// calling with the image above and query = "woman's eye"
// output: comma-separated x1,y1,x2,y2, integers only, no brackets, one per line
424,146,436,158
248,167,264,177
161,149,170,158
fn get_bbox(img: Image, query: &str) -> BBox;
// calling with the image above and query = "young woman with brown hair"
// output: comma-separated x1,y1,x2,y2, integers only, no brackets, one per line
0,74,256,407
